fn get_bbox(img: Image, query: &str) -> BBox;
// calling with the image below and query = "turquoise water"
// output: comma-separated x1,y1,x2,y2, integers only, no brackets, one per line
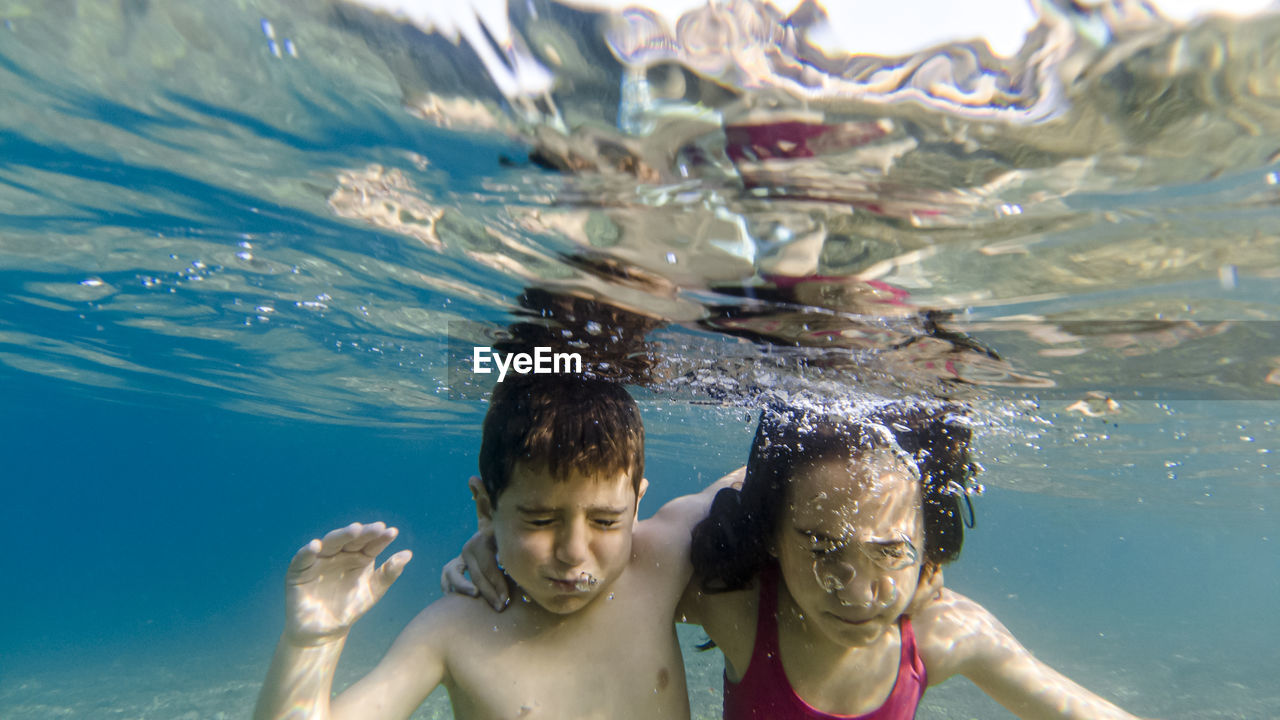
2,1,1278,718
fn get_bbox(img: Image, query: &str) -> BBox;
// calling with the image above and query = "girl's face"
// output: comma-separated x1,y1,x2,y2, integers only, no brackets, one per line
774,449,925,647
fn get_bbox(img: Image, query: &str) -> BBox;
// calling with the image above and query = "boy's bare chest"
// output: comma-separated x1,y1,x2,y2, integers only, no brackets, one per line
443,599,690,720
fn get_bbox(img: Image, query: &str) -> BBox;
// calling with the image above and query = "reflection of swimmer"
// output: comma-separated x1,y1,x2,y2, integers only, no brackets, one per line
512,114,1014,392
702,274,1014,393
254,375,742,720
717,115,975,225
685,407,1156,720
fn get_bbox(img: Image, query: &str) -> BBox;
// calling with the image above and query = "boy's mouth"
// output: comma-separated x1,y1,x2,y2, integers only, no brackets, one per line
548,571,597,593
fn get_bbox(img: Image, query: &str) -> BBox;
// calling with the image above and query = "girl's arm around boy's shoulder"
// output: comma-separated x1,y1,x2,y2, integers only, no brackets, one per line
912,588,1158,720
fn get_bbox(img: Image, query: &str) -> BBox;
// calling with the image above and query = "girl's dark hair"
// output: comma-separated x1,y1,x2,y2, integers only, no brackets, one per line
690,404,977,593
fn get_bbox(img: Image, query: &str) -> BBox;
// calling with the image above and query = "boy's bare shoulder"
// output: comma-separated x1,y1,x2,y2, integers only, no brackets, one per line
631,514,694,576
401,594,505,647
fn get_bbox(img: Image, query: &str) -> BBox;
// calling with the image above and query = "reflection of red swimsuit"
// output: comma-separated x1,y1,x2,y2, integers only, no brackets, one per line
723,564,927,720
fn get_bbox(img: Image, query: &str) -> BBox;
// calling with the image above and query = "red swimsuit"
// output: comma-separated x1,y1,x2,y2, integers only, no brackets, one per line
722,564,927,720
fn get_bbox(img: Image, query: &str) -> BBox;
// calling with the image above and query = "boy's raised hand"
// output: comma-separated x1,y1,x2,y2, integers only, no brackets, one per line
284,521,412,645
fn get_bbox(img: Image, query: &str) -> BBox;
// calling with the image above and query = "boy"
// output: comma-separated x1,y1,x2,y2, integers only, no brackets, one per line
254,375,738,720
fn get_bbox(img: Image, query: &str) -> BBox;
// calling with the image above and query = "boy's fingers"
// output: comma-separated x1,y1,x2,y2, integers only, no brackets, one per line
376,549,412,592
441,557,479,596
362,526,399,558
288,538,323,574
344,521,387,555
318,523,363,556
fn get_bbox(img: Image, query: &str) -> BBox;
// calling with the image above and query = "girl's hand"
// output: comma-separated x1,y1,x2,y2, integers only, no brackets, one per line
440,526,509,611
283,522,411,645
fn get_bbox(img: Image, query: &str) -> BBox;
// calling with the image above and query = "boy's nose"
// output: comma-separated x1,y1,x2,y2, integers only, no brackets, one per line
554,519,590,566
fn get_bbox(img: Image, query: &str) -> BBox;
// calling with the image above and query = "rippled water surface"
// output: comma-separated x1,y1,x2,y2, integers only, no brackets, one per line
1,1,1277,718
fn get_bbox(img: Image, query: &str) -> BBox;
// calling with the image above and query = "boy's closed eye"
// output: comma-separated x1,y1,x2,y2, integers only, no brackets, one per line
515,506,558,527
515,509,627,529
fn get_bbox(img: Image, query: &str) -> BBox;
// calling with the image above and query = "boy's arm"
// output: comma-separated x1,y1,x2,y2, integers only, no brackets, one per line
915,589,1154,720
254,522,418,720
329,603,450,719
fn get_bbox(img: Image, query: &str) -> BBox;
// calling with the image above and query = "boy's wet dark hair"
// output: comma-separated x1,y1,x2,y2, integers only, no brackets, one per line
478,374,645,507
691,404,977,593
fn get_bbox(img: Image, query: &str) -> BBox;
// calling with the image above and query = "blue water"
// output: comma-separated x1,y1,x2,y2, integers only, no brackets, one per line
5,373,1276,718
2,1,1279,718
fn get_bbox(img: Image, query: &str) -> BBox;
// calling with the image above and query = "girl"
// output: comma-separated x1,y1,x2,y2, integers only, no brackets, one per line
683,405,1153,720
